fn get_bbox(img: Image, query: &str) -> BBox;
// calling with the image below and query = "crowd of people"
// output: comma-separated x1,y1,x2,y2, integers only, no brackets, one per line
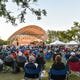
0,44,80,80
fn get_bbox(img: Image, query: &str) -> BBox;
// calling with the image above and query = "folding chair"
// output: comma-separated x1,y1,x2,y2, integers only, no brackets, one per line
45,53,51,60
16,56,26,68
49,68,68,80
4,56,15,72
24,65,41,80
68,61,80,76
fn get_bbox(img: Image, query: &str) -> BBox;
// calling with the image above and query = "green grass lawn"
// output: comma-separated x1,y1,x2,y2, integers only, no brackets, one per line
0,72,24,80
0,59,80,80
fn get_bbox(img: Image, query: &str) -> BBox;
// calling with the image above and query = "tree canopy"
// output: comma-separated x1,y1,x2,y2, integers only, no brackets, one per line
0,0,47,25
47,22,80,43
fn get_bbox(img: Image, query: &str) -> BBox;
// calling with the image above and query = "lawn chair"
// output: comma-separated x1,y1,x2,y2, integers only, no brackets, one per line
16,56,26,68
4,56,15,72
45,53,51,60
24,64,41,80
49,68,68,80
68,61,80,76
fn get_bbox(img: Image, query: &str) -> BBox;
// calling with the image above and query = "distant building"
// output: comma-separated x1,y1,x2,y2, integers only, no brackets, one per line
8,25,47,46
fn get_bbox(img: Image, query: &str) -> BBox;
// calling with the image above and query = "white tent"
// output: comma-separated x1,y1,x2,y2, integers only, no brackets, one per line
67,41,78,45
50,40,65,45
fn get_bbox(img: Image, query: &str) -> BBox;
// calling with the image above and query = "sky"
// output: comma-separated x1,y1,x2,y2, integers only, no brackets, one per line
0,0,80,40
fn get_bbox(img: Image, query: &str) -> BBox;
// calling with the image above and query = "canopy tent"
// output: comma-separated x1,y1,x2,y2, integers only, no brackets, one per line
50,40,65,45
67,41,78,45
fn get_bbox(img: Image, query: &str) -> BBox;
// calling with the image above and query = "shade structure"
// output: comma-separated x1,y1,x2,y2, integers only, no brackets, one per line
67,41,78,45
8,25,47,45
50,40,65,45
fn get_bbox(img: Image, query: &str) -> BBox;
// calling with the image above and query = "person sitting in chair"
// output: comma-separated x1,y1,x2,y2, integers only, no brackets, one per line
24,55,41,80
68,52,79,62
49,55,67,80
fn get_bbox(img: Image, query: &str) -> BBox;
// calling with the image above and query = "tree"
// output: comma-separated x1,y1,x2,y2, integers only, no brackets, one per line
66,30,74,41
0,39,9,45
71,22,80,42
47,30,60,43
57,31,67,42
0,0,47,25
46,22,80,43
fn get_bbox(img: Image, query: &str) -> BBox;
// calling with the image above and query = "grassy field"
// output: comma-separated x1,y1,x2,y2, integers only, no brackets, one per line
0,59,80,80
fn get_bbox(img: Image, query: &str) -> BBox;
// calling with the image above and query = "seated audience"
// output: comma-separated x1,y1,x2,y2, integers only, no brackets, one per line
24,55,41,80
68,52,79,62
49,55,67,80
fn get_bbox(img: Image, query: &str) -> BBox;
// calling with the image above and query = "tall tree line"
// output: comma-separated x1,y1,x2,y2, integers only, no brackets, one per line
47,22,80,43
